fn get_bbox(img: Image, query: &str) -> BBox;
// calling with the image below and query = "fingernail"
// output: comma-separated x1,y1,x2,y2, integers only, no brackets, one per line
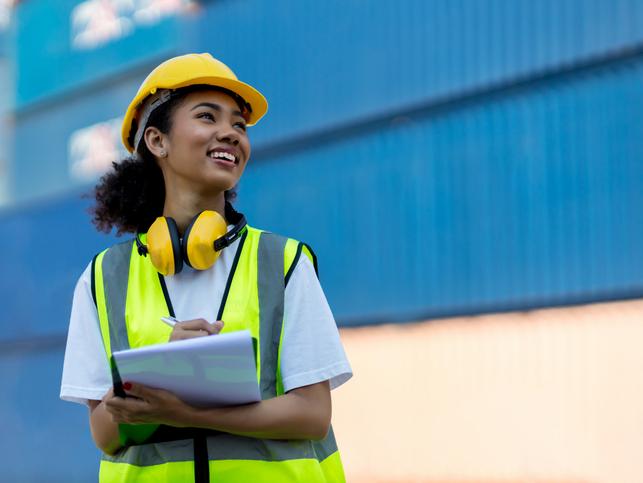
123,382,132,390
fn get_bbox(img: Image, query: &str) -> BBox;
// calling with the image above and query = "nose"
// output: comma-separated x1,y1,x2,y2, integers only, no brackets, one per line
216,122,240,146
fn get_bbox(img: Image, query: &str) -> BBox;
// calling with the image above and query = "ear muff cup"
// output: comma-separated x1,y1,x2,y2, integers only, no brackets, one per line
182,211,228,270
147,216,183,276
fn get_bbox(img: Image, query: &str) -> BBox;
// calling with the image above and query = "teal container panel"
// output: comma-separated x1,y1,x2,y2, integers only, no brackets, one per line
14,0,194,108
13,74,142,203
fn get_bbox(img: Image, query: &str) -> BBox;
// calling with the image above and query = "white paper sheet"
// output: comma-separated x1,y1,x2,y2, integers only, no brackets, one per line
112,330,261,407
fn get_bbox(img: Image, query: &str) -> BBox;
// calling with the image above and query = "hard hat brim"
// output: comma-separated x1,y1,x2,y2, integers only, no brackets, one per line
121,76,268,153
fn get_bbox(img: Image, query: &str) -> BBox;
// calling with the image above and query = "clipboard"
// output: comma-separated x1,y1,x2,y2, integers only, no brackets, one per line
111,330,261,408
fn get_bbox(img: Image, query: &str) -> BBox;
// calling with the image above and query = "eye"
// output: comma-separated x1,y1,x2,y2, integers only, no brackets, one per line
197,112,215,121
234,121,247,132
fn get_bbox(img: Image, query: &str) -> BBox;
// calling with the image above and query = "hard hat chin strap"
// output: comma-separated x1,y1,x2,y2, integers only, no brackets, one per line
133,89,174,152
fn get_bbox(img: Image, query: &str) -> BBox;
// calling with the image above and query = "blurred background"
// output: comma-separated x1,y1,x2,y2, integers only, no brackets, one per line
0,0,642,481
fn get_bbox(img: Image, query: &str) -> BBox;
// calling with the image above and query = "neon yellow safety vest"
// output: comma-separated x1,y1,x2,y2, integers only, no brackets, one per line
91,225,346,482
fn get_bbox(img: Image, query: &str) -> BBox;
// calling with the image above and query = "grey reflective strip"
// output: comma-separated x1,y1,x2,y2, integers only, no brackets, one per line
313,426,339,461
257,232,287,399
103,433,319,466
101,241,133,352
103,438,194,466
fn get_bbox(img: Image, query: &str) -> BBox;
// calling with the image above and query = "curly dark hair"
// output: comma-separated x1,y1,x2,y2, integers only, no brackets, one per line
90,85,240,235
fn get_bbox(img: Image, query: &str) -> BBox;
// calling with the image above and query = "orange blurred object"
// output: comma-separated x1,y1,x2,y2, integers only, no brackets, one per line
333,299,643,483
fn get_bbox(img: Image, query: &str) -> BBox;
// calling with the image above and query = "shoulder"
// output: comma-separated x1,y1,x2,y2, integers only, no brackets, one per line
90,238,136,267
91,238,137,268
86,238,136,303
246,226,319,284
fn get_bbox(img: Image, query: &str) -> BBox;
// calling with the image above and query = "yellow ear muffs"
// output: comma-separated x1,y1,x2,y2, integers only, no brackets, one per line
146,217,183,276
182,210,228,270
135,202,247,276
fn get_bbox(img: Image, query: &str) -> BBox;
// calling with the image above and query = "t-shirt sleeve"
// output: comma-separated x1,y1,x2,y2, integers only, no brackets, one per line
279,253,353,393
60,261,112,407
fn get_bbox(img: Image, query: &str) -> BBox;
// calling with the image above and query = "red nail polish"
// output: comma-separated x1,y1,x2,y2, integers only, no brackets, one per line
123,382,132,390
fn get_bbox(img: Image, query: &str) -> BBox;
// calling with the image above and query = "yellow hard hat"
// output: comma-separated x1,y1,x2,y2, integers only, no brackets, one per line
121,53,268,153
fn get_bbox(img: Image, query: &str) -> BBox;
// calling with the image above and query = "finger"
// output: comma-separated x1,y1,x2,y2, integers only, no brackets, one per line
113,414,131,424
105,393,142,409
177,318,217,335
106,395,149,417
106,405,127,421
105,397,127,412
212,320,224,334
110,408,137,424
173,328,210,340
169,327,205,341
123,381,148,399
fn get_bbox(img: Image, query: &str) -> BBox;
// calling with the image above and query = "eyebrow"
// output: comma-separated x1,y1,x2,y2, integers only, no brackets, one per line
190,102,245,119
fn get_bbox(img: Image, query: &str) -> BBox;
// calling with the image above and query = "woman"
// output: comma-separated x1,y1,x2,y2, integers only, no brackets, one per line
60,53,352,482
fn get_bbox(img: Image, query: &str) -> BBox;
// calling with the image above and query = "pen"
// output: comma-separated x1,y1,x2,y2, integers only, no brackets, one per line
161,316,179,328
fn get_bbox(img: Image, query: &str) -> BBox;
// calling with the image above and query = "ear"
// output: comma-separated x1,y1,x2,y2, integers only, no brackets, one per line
143,126,169,159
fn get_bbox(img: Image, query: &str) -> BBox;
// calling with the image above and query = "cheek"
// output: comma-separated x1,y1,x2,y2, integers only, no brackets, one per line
173,125,210,152
241,138,251,159
189,129,213,149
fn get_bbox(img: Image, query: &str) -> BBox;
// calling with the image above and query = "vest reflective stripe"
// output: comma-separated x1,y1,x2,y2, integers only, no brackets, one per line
102,241,134,352
103,432,322,466
313,426,341,463
257,232,286,398
93,241,139,356
93,226,345,482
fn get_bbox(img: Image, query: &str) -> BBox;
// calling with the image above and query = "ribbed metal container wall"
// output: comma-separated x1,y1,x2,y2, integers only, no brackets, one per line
1,0,643,480
243,59,643,324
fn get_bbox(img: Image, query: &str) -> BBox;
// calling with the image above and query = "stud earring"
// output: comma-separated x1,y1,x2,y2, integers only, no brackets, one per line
160,150,167,157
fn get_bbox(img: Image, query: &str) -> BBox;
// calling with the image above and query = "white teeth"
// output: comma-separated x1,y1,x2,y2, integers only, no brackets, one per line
209,151,236,163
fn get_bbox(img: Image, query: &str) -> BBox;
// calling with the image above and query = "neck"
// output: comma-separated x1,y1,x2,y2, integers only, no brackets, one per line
163,190,226,235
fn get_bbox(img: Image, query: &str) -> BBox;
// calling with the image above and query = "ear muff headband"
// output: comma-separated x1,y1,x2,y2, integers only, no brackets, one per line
217,202,247,251
136,202,248,275
165,217,183,275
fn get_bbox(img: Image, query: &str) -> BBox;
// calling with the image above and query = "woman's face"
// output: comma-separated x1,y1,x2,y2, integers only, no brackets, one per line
156,89,251,195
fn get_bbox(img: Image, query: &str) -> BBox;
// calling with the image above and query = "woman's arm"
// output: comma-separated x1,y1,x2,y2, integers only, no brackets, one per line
182,381,331,440
88,391,122,455
104,380,332,441
87,318,223,454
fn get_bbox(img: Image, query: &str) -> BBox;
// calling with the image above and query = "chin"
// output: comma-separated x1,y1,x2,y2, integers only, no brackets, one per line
194,178,237,195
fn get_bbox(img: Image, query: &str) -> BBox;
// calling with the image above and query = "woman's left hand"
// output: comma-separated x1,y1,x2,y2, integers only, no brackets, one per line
103,382,188,426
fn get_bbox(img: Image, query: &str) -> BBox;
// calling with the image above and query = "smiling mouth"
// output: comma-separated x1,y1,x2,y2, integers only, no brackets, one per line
208,150,239,165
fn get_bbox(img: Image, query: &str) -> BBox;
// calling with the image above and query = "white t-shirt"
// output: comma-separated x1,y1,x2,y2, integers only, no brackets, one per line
60,230,352,406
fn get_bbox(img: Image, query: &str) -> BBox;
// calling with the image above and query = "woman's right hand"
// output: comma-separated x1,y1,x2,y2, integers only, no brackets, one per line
169,318,224,342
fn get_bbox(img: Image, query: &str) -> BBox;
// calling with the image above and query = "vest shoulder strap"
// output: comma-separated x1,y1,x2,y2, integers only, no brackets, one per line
91,239,136,358
284,239,319,286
